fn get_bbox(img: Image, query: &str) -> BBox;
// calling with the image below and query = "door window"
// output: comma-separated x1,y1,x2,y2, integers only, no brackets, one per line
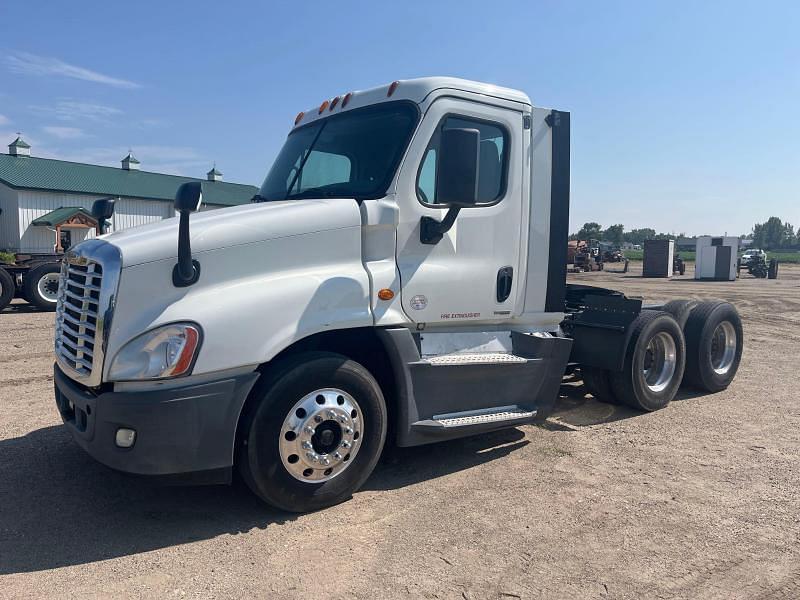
416,116,508,206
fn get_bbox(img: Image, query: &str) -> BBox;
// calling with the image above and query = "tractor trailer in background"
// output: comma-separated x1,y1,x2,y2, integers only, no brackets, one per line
52,78,743,512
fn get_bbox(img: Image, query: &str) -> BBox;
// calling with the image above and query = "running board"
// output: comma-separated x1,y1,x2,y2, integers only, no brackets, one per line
421,352,528,366
412,405,537,432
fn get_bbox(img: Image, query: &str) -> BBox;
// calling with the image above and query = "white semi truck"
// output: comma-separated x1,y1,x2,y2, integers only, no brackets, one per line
53,78,743,512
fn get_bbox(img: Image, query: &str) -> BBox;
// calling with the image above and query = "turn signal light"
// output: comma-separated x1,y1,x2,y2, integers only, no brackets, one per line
330,96,340,110
378,289,395,301
387,81,399,97
318,100,329,114
294,111,304,125
342,92,353,107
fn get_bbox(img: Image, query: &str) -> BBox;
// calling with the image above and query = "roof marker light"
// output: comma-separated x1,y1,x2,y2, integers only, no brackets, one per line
318,100,329,114
387,81,400,97
342,92,353,107
329,96,340,111
294,112,305,126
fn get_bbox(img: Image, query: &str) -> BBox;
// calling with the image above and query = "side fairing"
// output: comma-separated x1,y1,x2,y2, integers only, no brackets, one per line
103,201,372,379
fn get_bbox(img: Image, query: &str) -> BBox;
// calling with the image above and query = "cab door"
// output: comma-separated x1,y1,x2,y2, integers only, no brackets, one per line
395,97,524,325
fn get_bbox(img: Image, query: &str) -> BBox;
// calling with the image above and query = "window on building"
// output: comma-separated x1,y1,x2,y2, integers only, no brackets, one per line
417,116,508,206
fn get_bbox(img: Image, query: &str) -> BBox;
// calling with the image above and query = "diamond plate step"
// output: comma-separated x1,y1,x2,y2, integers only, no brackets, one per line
412,405,537,431
423,352,527,366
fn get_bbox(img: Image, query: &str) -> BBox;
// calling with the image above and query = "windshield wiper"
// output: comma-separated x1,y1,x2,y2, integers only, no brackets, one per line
285,187,344,200
284,123,327,199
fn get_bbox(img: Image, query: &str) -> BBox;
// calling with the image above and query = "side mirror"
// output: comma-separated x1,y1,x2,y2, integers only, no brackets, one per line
172,182,202,287
91,197,116,235
420,127,480,244
435,128,480,207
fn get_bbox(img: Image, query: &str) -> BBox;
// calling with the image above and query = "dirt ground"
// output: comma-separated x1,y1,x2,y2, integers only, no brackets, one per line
1,263,798,599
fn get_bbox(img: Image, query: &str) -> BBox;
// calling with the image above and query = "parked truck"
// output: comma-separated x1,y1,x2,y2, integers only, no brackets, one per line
0,201,113,312
53,78,743,512
0,254,63,312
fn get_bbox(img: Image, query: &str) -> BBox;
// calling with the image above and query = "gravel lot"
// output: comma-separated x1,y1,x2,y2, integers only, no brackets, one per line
1,263,798,599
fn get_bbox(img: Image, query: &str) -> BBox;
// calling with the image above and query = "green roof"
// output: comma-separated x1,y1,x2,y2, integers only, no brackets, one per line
0,153,258,206
31,207,96,227
10,137,31,149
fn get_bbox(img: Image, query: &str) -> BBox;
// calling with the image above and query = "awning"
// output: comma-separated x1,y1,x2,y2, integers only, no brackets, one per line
31,207,98,228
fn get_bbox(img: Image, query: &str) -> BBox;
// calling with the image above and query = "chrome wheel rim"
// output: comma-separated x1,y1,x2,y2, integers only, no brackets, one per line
642,332,677,393
37,273,60,302
710,321,737,375
279,388,362,483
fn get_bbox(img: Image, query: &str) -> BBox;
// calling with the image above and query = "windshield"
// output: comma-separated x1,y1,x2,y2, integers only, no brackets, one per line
258,102,419,201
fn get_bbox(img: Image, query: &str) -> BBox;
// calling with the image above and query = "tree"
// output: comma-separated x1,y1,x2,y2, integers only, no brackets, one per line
752,217,790,249
603,224,624,247
576,222,603,241
624,228,656,245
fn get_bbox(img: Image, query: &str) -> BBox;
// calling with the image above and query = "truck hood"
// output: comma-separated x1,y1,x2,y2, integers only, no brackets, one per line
100,198,362,267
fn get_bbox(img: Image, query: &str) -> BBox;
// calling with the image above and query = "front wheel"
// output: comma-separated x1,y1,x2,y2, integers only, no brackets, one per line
238,352,387,512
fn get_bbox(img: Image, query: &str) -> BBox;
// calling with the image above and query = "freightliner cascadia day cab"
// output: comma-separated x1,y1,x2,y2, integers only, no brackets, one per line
53,78,743,512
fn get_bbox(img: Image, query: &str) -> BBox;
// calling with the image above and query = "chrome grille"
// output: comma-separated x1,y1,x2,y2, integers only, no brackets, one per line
54,240,121,387
55,261,103,377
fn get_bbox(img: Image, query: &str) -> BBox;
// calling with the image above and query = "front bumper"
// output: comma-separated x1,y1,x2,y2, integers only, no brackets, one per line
54,365,260,483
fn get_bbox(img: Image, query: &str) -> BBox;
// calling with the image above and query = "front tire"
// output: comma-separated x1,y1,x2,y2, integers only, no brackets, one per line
610,311,686,412
238,352,387,512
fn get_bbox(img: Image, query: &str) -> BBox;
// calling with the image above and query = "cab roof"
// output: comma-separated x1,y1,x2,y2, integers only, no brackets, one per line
292,77,532,129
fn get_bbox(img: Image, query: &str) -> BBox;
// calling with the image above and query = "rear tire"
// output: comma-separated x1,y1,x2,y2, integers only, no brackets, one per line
768,259,778,279
238,352,387,512
660,299,698,329
683,301,743,392
581,366,619,404
23,263,61,311
610,311,686,412
0,267,14,311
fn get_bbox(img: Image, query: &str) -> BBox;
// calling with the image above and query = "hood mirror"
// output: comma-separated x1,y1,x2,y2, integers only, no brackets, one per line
172,182,202,287
91,197,116,235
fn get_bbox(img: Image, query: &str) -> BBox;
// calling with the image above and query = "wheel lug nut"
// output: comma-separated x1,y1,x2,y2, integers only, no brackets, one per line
338,416,347,423
341,440,351,449
314,415,323,423
327,410,337,419
306,452,317,462
321,457,331,466
304,426,314,435
333,452,341,460
344,427,353,434
302,441,312,450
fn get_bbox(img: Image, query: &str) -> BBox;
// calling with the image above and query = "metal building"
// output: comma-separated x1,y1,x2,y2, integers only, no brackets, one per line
0,137,258,254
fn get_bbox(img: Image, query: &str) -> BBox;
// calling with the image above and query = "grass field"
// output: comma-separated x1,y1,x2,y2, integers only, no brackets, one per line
623,249,800,263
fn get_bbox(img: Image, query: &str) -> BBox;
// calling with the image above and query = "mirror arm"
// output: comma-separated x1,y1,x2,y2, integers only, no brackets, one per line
420,206,462,245
172,210,201,287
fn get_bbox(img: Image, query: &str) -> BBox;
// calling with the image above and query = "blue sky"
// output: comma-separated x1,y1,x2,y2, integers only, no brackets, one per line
1,0,798,235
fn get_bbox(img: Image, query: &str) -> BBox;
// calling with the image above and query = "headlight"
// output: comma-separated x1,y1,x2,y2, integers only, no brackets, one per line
108,322,202,381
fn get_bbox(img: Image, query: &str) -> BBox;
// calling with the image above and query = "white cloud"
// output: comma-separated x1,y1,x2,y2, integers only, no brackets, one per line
30,100,123,122
0,114,9,126
42,125,86,139
5,51,141,89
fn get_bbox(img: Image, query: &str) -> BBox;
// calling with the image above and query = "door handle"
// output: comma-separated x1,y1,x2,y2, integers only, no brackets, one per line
496,266,513,302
